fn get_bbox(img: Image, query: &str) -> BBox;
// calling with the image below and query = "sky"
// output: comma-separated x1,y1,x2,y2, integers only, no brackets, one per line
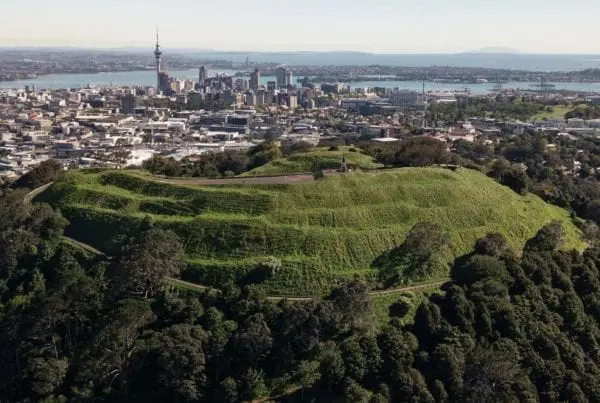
1,0,600,54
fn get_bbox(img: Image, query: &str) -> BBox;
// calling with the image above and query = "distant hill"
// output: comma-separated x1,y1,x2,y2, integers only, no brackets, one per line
467,46,521,54
37,167,583,297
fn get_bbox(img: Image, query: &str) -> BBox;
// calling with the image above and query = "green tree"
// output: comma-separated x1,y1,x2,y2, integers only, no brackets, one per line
14,159,63,190
376,222,451,285
154,324,208,401
524,221,563,252
240,368,268,400
115,228,186,298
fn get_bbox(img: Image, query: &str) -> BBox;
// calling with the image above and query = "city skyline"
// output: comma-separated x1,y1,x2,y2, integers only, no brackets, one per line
2,0,600,54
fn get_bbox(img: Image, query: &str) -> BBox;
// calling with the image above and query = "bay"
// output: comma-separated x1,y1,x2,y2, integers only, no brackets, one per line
1,68,600,95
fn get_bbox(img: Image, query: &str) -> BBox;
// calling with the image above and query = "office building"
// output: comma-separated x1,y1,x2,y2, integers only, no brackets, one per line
250,69,260,90
255,91,267,105
276,66,288,89
199,66,207,85
288,94,298,109
158,72,171,95
286,70,293,87
121,94,138,114
235,78,249,91
389,90,426,111
245,91,256,106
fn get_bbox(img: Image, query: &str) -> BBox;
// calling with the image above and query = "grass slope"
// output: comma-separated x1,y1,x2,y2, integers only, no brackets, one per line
241,146,382,176
38,167,584,296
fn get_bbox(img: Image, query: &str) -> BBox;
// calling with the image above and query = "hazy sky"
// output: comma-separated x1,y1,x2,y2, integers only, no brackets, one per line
2,0,600,53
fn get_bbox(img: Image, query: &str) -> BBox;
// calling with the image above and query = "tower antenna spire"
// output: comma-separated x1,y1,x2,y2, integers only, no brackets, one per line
154,24,163,89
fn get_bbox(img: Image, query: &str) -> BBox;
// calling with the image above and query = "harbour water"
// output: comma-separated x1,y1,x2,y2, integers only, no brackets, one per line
2,68,600,94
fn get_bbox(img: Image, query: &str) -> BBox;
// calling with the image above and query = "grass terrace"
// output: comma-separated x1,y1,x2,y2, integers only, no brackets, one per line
38,167,584,296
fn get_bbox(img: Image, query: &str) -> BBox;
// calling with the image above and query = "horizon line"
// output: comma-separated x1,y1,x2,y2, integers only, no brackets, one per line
1,45,600,56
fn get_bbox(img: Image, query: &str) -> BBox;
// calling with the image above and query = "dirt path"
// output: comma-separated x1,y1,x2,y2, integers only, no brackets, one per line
62,237,446,300
62,237,106,256
24,181,54,203
153,174,316,186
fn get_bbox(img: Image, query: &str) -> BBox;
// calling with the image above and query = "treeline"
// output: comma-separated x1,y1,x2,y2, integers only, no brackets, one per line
425,97,550,124
4,173,600,402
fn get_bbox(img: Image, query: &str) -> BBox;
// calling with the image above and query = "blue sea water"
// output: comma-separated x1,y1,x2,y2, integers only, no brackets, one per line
2,53,600,93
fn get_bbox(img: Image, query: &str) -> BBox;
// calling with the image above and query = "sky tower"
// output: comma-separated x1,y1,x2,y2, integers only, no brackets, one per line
154,29,162,89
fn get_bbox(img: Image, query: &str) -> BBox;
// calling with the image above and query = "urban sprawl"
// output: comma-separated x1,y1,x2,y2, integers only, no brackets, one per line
2,35,600,180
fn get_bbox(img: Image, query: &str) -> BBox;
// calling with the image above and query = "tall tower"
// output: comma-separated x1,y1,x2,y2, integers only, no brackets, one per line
154,28,162,89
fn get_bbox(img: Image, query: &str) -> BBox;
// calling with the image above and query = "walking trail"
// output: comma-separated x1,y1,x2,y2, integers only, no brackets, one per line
30,182,447,301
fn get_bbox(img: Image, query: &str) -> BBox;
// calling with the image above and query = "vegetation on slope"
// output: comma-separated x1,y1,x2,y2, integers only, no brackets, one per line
4,184,600,402
240,146,382,176
38,167,584,296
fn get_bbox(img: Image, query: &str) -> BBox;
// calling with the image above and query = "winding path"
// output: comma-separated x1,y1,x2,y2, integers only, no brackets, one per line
29,182,447,301
63,236,446,301
24,181,54,203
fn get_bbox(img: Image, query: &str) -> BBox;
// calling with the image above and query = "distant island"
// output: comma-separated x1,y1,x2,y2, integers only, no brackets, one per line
467,46,521,54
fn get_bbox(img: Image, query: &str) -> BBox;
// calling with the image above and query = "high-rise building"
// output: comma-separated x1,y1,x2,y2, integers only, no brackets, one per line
250,69,260,90
235,78,249,91
158,72,171,95
288,94,298,109
245,91,256,106
199,66,207,85
255,91,267,105
154,29,163,89
286,70,293,87
276,66,287,89
121,94,138,114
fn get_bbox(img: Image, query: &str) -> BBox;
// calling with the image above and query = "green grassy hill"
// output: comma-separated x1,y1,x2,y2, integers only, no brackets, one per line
240,146,382,176
38,167,584,296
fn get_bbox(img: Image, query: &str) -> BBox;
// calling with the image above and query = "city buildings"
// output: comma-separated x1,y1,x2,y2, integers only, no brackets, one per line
5,28,595,184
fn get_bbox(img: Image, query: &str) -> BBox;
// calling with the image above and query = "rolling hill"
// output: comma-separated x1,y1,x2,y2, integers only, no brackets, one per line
37,167,584,296
240,146,383,176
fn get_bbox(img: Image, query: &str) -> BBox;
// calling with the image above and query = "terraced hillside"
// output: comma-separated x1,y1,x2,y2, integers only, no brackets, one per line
37,167,584,296
241,146,383,176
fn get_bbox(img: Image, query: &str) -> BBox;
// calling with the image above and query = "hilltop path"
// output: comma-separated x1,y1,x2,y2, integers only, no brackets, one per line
153,173,317,186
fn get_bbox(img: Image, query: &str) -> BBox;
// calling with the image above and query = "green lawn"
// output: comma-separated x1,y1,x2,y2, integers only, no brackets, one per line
532,104,586,121
38,166,584,297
